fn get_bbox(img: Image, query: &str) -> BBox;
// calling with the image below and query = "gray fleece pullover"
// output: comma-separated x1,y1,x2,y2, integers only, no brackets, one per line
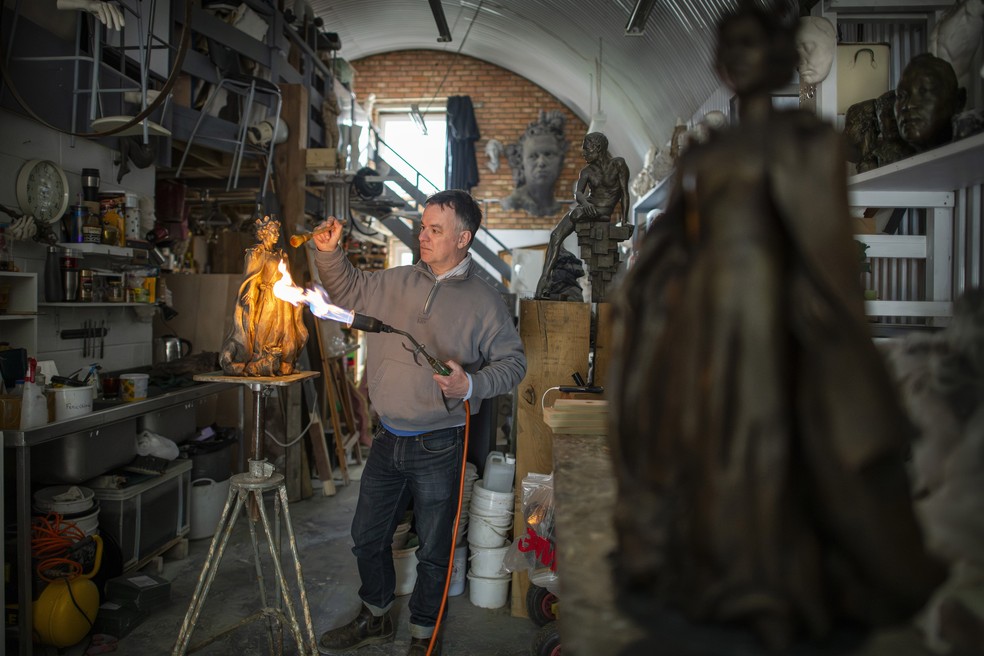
314,247,527,433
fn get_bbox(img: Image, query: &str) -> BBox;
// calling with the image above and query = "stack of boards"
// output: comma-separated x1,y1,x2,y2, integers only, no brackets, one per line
542,397,608,435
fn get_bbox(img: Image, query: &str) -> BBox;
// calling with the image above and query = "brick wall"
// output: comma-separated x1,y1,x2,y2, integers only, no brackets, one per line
349,50,587,232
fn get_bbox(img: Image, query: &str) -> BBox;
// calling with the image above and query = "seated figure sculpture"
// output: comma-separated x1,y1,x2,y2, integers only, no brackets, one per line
895,53,966,152
534,131,632,303
220,215,308,376
607,2,944,652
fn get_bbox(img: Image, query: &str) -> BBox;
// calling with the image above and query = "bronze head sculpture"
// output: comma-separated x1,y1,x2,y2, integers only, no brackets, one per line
895,53,966,152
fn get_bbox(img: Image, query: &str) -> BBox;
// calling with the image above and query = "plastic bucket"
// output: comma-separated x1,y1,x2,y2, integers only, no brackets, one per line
392,522,411,550
467,513,511,548
393,544,419,596
449,544,468,597
49,385,94,421
467,572,510,609
119,373,149,402
470,479,513,514
189,478,231,540
469,544,509,578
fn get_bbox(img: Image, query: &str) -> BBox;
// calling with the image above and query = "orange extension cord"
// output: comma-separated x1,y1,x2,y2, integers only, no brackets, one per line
32,513,86,582
426,399,470,656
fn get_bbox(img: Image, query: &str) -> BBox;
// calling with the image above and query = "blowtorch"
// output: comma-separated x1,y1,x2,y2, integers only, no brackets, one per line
347,313,452,376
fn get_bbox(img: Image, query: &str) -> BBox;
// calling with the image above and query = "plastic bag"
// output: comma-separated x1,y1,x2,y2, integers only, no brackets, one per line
136,429,179,460
502,472,559,594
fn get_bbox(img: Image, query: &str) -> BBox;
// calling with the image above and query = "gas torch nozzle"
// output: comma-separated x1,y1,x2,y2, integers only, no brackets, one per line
346,313,451,376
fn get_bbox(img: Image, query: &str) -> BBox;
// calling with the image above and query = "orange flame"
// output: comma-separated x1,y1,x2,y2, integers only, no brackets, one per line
272,260,355,324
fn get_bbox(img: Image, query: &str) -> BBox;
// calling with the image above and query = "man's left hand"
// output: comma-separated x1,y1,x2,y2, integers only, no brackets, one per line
434,360,469,399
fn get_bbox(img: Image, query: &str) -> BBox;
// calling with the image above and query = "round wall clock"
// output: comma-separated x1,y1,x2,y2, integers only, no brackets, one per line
16,159,70,224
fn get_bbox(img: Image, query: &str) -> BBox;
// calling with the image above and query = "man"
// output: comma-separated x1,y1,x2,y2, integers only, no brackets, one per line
312,189,527,656
534,131,631,301
895,53,966,152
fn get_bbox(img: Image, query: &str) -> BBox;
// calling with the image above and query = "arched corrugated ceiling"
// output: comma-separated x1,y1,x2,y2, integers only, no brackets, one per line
306,0,741,173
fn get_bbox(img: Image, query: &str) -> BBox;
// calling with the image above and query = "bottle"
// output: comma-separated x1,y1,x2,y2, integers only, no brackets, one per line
81,208,102,244
19,358,48,429
484,451,516,493
44,246,64,302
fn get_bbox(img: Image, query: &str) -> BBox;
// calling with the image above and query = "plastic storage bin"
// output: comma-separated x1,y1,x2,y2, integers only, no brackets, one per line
92,459,192,570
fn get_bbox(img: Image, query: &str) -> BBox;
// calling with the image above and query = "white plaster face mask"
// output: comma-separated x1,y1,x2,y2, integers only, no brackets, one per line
796,16,836,85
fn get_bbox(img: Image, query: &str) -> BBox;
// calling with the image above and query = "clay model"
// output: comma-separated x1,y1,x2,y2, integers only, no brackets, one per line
501,110,568,217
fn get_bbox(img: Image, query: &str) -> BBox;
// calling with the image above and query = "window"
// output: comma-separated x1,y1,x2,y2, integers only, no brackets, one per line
377,111,447,198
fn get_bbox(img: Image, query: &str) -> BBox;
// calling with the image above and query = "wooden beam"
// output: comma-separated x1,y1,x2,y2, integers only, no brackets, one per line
512,300,591,617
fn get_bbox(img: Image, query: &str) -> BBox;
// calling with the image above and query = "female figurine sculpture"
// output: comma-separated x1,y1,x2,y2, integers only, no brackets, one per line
220,215,308,376
608,2,943,651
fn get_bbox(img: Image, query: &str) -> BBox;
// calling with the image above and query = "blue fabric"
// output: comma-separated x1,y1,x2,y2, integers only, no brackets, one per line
351,425,464,631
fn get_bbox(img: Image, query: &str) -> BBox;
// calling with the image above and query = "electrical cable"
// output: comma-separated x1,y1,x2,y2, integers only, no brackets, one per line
426,399,470,656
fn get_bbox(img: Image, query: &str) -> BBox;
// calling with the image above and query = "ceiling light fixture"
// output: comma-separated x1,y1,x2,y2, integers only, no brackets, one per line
428,0,453,43
625,0,657,36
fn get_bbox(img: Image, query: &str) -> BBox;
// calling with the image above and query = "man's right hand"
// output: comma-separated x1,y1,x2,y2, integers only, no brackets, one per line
312,217,344,252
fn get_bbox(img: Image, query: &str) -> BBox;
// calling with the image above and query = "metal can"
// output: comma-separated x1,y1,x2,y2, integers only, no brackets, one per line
79,269,93,302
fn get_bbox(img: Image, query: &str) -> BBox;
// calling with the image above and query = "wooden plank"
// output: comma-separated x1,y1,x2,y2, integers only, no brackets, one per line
301,373,337,497
512,299,591,618
285,381,304,501
274,83,309,285
594,303,614,389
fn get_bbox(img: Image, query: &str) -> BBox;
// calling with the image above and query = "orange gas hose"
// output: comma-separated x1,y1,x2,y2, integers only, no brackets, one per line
427,399,470,656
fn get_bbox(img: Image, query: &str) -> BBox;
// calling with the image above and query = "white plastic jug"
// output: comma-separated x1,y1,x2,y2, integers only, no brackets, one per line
483,451,515,494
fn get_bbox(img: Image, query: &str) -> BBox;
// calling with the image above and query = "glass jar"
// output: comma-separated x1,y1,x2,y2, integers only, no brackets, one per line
107,280,124,302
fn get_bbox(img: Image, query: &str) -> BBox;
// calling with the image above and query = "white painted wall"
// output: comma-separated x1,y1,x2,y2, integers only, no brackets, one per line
0,107,157,374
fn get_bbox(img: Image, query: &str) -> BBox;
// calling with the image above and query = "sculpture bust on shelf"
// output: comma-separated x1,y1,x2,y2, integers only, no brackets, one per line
872,89,916,168
220,215,308,377
501,110,568,217
895,53,967,152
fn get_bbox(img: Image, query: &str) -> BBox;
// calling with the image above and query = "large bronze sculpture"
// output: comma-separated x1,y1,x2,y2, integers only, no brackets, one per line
220,215,308,376
607,3,944,651
534,132,632,303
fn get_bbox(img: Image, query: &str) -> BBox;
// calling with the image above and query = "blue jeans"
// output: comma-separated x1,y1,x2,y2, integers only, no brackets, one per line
352,425,463,638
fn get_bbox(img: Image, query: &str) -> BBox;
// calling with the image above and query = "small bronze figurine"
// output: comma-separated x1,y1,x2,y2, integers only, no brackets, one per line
220,215,308,376
534,131,632,303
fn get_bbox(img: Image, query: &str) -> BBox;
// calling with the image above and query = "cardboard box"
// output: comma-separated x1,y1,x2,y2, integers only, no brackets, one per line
306,148,338,170
154,274,242,427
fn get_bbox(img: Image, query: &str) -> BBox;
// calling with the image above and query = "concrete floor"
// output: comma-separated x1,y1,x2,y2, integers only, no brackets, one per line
78,464,540,656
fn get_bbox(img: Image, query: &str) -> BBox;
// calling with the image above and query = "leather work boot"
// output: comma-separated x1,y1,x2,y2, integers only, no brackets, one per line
318,605,394,654
407,635,442,656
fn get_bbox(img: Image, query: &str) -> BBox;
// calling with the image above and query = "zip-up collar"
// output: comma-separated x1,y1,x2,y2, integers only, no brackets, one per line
416,254,473,317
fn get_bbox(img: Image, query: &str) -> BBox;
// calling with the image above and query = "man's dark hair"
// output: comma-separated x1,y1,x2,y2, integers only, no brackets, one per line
426,189,482,247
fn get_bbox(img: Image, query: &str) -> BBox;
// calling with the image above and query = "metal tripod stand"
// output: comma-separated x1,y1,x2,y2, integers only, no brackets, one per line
173,371,320,655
